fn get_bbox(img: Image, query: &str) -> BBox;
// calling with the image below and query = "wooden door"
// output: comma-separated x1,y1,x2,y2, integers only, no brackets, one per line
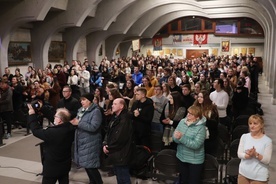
186,49,209,59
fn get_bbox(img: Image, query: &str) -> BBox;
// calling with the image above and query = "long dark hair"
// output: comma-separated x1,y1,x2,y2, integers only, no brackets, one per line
168,91,182,119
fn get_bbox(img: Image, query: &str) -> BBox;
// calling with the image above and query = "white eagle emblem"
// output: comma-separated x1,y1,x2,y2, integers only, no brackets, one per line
195,34,206,44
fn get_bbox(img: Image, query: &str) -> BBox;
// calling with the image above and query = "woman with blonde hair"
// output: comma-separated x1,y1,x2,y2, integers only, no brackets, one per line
173,105,206,184
238,114,272,184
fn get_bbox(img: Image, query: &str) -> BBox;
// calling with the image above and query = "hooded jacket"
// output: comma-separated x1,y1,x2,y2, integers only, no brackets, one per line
74,103,102,168
173,116,206,164
130,97,154,130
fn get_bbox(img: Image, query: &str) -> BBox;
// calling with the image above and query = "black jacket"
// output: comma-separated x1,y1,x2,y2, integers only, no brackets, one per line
28,114,75,177
103,109,135,166
130,97,154,128
57,96,81,120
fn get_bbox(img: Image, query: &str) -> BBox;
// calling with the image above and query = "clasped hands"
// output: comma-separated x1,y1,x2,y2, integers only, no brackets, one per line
174,130,183,140
245,146,258,158
162,118,171,124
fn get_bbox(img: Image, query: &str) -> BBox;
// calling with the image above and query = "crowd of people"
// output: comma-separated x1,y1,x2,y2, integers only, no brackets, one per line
0,53,271,184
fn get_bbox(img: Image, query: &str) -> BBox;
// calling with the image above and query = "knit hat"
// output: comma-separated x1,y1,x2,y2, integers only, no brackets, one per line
80,93,94,102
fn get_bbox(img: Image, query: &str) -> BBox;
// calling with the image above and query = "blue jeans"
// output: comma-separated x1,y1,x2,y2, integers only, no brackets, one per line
151,122,163,133
113,165,131,184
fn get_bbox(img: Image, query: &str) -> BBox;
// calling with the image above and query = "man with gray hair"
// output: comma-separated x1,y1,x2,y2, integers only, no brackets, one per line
28,106,75,184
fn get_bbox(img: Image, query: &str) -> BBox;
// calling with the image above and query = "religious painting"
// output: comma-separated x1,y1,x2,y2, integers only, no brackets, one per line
147,49,152,56
233,48,239,55
177,49,183,56
211,48,218,56
153,37,162,51
164,49,171,55
221,40,230,52
48,41,66,62
241,48,247,56
8,42,31,65
171,49,177,56
248,48,255,55
159,50,164,56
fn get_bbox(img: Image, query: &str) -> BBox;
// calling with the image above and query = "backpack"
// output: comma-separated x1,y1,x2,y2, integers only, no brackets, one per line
129,145,152,176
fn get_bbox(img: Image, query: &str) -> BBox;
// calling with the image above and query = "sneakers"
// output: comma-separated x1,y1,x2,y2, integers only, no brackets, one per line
4,133,11,139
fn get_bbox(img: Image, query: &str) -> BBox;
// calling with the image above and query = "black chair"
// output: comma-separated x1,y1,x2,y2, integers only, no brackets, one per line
240,106,256,116
233,115,250,129
217,124,230,160
224,158,241,184
202,154,222,184
150,149,179,181
229,139,240,159
150,131,163,155
231,125,249,141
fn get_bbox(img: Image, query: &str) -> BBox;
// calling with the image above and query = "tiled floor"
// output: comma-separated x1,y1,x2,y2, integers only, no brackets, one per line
0,75,275,184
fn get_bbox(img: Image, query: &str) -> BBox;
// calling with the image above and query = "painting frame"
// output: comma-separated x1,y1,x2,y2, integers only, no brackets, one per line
48,41,66,63
221,40,230,52
8,41,32,65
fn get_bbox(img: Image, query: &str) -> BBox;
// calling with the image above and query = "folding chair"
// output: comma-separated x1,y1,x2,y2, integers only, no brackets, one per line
202,154,222,184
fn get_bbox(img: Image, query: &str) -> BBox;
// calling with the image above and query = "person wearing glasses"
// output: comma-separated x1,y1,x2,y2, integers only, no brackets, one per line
56,85,81,120
173,105,206,184
27,106,75,184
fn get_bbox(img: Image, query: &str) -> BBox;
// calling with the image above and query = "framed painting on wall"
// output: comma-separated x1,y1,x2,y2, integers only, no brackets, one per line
241,48,247,56
211,48,218,56
248,48,255,55
171,49,177,56
48,41,66,62
164,48,171,55
177,49,183,56
159,50,164,56
8,42,31,65
221,40,230,52
147,49,152,56
233,48,239,55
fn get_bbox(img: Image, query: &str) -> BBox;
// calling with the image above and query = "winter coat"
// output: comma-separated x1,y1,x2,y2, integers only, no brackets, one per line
173,116,206,164
103,109,135,166
74,103,102,168
28,114,75,177
0,86,13,112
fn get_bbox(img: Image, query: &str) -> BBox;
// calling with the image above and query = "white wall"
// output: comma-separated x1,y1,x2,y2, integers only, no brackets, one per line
140,34,264,58
7,30,264,75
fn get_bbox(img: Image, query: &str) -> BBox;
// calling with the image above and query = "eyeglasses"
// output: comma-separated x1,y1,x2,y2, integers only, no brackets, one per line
188,111,195,116
62,91,70,93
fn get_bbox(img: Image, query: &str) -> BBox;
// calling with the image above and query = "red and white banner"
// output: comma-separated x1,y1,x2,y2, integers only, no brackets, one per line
193,33,208,45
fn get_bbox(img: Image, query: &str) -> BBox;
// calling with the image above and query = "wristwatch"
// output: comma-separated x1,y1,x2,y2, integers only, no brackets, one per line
255,153,259,159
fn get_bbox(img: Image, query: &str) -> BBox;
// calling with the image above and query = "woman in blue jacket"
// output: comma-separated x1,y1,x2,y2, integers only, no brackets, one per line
71,93,103,184
173,105,206,184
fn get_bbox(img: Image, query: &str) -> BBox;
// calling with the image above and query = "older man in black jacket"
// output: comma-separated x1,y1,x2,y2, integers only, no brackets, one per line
28,106,75,184
103,98,135,184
